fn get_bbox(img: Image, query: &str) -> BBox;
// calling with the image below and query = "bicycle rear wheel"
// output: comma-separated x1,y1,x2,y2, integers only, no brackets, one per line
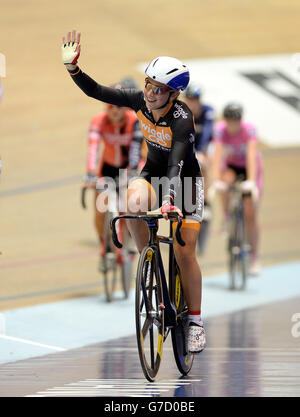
102,211,118,302
228,209,248,290
170,261,194,375
135,246,164,382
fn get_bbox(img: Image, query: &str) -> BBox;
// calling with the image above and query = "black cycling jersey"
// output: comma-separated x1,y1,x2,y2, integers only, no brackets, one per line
69,67,202,205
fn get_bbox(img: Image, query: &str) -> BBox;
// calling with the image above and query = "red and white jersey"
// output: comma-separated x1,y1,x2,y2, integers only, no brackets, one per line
87,109,142,175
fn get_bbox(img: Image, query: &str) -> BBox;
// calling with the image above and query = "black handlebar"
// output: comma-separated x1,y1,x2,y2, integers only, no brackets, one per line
110,213,186,249
81,187,88,209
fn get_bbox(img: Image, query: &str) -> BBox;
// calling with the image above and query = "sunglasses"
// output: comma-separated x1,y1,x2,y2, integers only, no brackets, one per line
144,79,175,95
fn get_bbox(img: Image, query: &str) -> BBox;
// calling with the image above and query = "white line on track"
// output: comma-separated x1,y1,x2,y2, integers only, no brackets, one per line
0,334,66,351
26,378,201,397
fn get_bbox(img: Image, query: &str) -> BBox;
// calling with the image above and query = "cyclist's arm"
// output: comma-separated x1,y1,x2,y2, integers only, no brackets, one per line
128,120,144,170
246,139,258,182
244,124,258,182
86,117,101,175
162,120,193,204
196,109,214,153
211,124,224,180
67,67,142,110
211,140,223,181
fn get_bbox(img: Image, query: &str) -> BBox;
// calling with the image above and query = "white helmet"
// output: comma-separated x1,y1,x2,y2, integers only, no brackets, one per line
145,56,190,91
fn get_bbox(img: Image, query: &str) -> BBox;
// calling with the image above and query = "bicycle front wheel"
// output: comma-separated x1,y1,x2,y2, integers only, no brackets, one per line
228,210,248,290
170,262,194,375
135,246,164,382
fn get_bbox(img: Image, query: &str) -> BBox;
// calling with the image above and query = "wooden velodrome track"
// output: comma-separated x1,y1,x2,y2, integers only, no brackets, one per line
1,0,300,311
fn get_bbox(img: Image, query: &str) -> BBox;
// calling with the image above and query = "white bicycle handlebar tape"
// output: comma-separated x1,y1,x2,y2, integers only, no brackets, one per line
61,42,80,65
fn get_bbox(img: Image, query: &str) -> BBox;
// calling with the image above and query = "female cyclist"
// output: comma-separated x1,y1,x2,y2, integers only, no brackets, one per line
61,30,206,353
211,102,263,275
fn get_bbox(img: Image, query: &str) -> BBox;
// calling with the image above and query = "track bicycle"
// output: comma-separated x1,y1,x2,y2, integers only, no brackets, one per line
227,178,252,290
111,211,194,382
81,178,135,302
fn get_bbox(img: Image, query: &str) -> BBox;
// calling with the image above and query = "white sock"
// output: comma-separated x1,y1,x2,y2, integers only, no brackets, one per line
188,314,203,327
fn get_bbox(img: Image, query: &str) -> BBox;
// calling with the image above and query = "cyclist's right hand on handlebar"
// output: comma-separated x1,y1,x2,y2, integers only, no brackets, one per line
62,30,81,69
160,203,183,220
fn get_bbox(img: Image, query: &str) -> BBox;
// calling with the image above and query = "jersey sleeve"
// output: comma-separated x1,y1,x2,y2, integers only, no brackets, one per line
196,107,215,152
68,67,143,111
128,120,144,170
86,114,101,173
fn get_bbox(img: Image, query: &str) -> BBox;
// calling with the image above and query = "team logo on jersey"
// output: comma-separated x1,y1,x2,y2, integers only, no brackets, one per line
137,111,172,149
173,103,188,119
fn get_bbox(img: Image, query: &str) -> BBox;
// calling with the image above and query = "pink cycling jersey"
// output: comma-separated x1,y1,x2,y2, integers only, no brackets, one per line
213,120,263,195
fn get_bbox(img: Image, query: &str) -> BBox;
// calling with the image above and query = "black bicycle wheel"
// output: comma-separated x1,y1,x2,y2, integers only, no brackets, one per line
135,246,164,382
228,209,248,290
170,261,194,375
102,212,118,302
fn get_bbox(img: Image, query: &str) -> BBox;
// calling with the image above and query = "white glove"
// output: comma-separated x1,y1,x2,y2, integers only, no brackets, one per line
213,180,228,192
240,180,259,202
207,180,228,202
61,41,80,65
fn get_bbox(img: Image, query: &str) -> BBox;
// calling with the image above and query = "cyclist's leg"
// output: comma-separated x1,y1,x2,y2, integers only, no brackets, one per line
173,221,202,313
95,189,108,257
243,162,263,274
220,166,237,216
126,178,157,252
243,195,259,251
172,220,206,352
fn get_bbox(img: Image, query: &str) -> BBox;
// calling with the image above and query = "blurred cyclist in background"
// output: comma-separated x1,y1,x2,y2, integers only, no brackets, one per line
183,81,215,253
83,83,144,270
120,76,139,90
210,102,263,275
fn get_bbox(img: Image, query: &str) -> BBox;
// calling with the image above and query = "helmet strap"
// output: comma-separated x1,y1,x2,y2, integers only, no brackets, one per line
156,92,175,110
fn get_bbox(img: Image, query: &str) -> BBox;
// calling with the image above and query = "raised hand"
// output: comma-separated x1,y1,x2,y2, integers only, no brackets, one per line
61,30,81,70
